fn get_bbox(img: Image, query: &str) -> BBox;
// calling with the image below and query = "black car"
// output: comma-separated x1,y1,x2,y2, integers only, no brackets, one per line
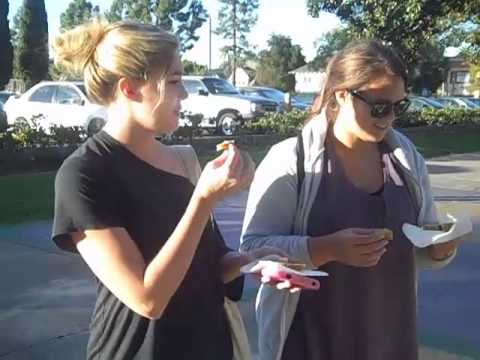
239,86,309,111
0,91,17,105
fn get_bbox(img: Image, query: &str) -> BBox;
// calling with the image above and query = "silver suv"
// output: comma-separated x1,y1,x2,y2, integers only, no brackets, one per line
181,76,278,135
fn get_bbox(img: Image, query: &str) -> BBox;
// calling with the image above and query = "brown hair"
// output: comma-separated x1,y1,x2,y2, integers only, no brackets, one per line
308,39,408,123
53,20,179,105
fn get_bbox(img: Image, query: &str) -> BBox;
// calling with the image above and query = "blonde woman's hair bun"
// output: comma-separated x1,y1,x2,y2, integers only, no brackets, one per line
53,20,178,105
53,20,108,75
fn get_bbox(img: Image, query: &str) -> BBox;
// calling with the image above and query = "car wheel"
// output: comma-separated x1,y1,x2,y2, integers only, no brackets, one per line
87,118,106,136
218,112,238,136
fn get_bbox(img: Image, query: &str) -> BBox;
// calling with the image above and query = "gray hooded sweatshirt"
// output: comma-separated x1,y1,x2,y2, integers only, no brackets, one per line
240,112,456,360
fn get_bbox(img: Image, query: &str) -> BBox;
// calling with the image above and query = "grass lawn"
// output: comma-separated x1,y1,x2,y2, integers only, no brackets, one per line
406,130,480,159
0,172,55,224
1,128,480,225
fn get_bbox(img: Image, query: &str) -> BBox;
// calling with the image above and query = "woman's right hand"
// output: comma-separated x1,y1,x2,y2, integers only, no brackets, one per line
194,145,255,204
310,228,390,267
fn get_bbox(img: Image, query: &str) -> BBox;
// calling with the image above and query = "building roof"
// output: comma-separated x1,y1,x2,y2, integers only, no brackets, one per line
447,55,469,68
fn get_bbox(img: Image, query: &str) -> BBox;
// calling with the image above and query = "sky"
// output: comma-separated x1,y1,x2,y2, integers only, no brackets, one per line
7,0,342,68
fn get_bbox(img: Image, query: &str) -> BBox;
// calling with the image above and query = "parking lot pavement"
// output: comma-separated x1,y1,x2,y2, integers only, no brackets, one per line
1,153,479,359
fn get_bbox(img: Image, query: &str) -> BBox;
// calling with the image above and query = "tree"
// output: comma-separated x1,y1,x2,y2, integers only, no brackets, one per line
106,0,152,23
216,0,259,85
469,64,480,94
55,0,99,80
312,27,448,94
183,59,208,75
9,6,21,48
459,4,480,64
255,34,306,92
438,14,480,65
306,0,478,67
60,0,99,31
106,0,208,53
15,0,49,88
310,26,356,70
0,0,14,89
410,41,449,94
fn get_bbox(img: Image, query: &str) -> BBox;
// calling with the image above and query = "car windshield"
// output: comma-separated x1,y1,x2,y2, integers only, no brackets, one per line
202,78,239,95
422,98,444,109
262,88,285,102
468,98,480,106
294,93,316,105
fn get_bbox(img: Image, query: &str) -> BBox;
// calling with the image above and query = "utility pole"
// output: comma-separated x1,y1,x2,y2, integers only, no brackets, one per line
232,0,237,86
209,15,212,71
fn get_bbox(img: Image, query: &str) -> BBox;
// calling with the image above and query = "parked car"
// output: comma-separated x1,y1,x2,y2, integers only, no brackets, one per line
435,97,479,109
417,96,444,109
408,96,444,111
4,81,107,135
238,86,309,111
294,93,317,106
0,91,18,105
464,97,480,108
181,76,279,135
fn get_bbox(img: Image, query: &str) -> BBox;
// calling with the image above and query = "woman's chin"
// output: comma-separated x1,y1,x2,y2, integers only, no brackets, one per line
366,125,390,142
154,118,179,135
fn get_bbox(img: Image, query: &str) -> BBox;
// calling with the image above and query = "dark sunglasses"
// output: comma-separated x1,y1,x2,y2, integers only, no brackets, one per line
348,90,410,118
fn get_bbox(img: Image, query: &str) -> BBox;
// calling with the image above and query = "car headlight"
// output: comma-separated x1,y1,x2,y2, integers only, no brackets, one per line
250,102,261,113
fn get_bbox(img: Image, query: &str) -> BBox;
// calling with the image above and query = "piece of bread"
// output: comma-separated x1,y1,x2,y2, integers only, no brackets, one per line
216,140,235,152
278,261,307,271
423,223,454,232
382,228,393,241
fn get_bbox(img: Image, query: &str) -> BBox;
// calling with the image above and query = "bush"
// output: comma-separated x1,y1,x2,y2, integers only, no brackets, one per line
245,109,309,136
49,125,87,145
11,115,50,148
245,108,480,135
1,108,479,150
397,108,480,128
0,129,15,150
0,115,88,150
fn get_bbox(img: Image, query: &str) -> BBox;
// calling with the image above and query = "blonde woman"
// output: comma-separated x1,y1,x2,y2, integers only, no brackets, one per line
51,21,281,359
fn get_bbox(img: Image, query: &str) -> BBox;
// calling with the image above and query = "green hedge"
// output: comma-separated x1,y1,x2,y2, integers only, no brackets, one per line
245,109,308,136
0,116,87,150
246,108,480,136
396,108,480,128
2,108,480,150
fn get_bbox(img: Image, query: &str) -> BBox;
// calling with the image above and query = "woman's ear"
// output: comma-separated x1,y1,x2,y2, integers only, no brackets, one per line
334,89,349,106
118,78,141,101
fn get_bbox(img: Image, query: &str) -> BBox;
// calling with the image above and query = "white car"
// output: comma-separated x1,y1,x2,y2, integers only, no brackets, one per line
181,76,279,135
4,81,108,135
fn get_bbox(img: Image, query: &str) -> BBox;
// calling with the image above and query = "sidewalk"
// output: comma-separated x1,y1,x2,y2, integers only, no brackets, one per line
0,153,479,359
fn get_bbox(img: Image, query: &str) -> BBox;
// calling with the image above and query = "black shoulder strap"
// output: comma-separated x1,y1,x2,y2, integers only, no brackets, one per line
296,132,305,199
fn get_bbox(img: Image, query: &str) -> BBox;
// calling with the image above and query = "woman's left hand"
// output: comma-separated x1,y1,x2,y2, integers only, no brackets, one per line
429,239,461,261
243,247,303,293
221,247,287,283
